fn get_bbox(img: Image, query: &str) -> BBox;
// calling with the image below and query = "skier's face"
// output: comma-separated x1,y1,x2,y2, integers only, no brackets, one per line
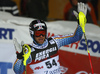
35,35,45,44
34,30,46,44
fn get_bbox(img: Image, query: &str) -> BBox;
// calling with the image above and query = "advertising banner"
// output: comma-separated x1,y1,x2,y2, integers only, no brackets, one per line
0,14,100,74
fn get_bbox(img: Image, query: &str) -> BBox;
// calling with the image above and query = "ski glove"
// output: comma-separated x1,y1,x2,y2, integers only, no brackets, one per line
13,38,24,59
73,2,87,19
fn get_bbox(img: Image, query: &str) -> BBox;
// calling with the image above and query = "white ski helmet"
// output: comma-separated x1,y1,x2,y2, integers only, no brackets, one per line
29,19,47,43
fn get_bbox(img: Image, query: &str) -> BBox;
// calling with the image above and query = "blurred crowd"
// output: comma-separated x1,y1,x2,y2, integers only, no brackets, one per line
64,0,99,26
0,0,19,16
0,0,100,26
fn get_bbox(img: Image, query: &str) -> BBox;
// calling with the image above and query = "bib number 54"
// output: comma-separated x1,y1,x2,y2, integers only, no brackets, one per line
45,59,57,69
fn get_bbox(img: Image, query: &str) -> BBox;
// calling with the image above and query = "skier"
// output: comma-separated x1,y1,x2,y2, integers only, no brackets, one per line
13,2,87,74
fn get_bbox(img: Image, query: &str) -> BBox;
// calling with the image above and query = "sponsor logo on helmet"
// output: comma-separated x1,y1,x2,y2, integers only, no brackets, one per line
34,23,45,28
37,26,44,30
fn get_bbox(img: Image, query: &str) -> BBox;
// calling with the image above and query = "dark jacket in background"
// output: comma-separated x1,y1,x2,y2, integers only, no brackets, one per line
21,0,49,21
0,0,19,16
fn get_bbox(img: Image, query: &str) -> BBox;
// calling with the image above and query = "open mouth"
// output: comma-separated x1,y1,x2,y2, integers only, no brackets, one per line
39,39,44,41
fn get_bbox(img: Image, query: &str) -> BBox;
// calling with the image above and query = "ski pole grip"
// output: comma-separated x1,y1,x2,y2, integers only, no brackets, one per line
22,44,31,66
78,12,87,33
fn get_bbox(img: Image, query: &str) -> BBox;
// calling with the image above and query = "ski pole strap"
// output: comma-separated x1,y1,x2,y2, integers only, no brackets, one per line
22,44,31,66
78,11,87,33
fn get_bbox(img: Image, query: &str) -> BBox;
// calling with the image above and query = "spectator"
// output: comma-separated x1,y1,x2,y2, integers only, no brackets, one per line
0,0,19,16
64,0,98,25
20,0,49,21
20,0,28,16
90,0,98,20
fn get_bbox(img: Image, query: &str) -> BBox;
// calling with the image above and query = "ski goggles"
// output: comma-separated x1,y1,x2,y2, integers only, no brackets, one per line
34,30,46,37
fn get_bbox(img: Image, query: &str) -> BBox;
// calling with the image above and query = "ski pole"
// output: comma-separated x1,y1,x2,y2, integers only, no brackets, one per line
79,12,94,74
22,44,31,74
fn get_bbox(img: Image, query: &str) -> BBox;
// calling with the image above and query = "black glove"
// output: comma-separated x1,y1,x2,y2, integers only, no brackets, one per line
16,51,23,59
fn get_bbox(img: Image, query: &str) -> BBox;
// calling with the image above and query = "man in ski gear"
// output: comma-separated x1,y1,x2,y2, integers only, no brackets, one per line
13,2,87,74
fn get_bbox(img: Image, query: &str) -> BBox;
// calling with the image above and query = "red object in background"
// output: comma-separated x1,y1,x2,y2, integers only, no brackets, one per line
59,50,100,74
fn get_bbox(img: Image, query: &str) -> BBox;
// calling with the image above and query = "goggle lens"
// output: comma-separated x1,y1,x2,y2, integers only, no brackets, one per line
35,30,46,37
